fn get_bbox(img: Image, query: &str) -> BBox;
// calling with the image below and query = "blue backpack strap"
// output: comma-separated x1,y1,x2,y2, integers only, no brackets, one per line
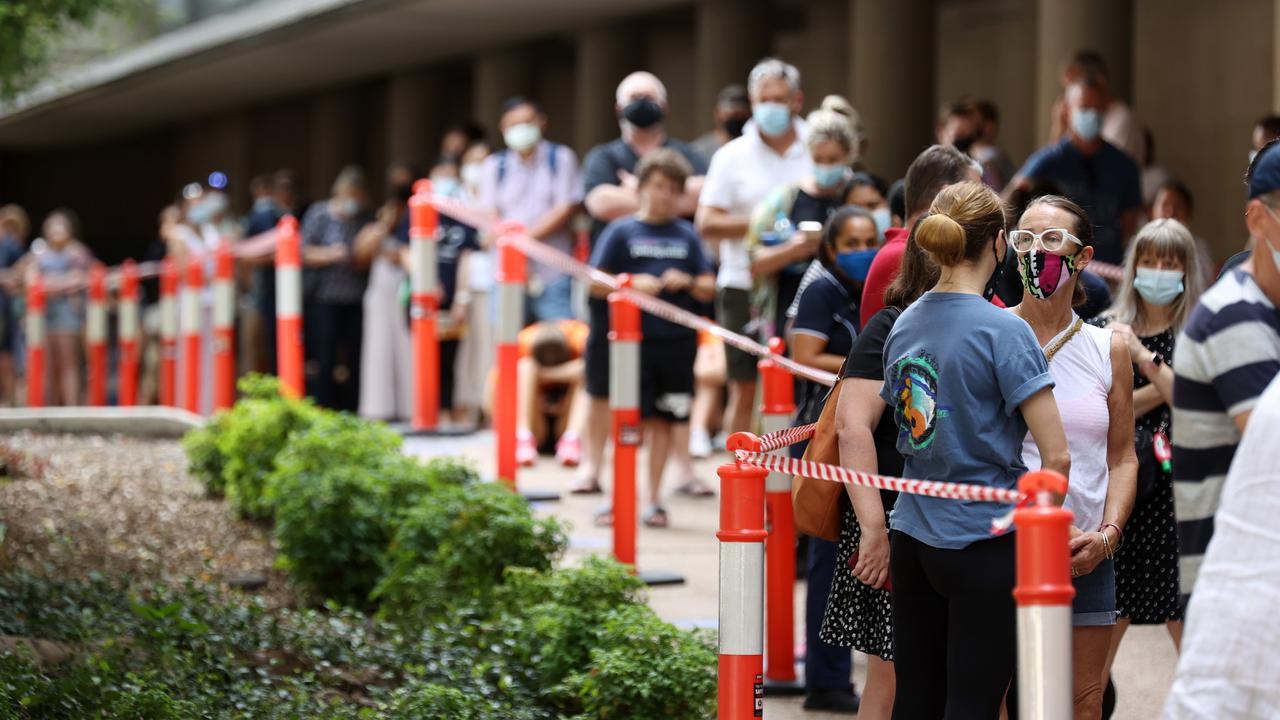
497,143,560,186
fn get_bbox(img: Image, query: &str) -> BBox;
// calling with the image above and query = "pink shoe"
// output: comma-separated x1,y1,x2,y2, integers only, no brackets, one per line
516,432,538,466
555,435,581,467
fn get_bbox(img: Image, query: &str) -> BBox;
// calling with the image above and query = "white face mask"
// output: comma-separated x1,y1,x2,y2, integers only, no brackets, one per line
460,163,484,190
503,123,541,152
1261,204,1280,273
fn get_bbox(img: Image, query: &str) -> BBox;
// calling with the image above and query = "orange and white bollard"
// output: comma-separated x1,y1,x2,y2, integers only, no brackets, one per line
159,259,178,407
718,432,769,720
24,273,46,408
212,243,236,411
494,220,526,490
85,263,108,406
1014,470,1075,720
608,274,643,569
181,256,204,415
275,216,304,399
758,337,799,689
409,179,441,432
117,260,140,407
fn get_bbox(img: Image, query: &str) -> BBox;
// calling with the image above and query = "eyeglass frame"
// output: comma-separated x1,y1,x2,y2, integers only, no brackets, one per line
1008,227,1084,255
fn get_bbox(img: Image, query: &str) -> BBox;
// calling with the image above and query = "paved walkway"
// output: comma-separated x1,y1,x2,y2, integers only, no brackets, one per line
404,429,1177,719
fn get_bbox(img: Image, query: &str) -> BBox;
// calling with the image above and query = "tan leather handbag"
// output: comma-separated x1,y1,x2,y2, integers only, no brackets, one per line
791,378,848,542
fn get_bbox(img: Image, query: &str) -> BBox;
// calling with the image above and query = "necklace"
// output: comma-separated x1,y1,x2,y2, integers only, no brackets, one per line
1043,317,1084,363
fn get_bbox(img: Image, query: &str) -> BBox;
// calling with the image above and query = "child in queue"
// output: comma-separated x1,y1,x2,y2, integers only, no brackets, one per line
588,148,715,528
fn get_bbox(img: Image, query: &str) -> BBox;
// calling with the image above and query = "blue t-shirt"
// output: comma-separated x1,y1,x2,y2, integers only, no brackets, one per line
589,217,712,339
1016,138,1141,265
791,265,859,360
881,292,1053,549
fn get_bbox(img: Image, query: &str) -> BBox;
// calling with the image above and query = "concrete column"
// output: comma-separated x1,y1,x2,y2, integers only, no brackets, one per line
694,0,770,127
801,0,850,105
472,48,531,140
309,88,361,201
1034,0,1133,146
850,0,935,177
386,70,441,172
574,24,640,153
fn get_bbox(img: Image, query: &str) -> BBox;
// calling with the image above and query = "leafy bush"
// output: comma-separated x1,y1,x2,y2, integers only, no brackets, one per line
182,411,229,496
565,604,718,720
217,394,318,519
374,483,567,620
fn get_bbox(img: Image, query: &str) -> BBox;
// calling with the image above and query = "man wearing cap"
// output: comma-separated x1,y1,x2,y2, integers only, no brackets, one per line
1171,139,1280,614
691,84,752,161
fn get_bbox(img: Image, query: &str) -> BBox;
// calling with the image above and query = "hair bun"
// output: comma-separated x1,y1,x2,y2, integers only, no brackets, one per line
916,213,967,266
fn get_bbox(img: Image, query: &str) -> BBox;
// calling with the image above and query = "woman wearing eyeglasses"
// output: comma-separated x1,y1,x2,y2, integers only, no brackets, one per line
1010,195,1138,719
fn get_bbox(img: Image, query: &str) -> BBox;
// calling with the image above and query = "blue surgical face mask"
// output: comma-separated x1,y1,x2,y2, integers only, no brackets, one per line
871,207,892,240
813,163,848,189
1133,267,1185,306
1071,108,1102,142
835,248,878,282
433,177,461,198
503,122,541,151
752,102,792,137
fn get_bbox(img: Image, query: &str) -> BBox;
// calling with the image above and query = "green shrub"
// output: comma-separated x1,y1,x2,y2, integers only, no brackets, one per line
565,604,718,720
374,483,567,621
236,372,285,400
182,411,230,496
216,394,318,519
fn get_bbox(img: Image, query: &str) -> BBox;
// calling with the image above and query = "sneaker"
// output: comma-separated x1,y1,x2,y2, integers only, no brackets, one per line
802,688,860,714
688,427,713,458
516,432,538,466
711,431,729,451
555,435,581,467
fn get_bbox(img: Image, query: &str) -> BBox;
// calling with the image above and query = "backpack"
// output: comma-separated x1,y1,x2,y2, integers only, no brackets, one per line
496,142,563,185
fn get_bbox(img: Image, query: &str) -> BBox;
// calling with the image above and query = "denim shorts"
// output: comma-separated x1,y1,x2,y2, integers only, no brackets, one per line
529,275,574,323
1072,557,1118,627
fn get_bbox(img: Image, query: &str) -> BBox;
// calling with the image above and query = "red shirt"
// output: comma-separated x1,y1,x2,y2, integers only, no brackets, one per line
859,226,909,327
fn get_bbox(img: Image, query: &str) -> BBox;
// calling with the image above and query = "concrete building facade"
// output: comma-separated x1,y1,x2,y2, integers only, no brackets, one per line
0,0,1271,266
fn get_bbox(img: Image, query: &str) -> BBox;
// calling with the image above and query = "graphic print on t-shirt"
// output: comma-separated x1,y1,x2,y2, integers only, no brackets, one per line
629,235,690,261
891,352,949,450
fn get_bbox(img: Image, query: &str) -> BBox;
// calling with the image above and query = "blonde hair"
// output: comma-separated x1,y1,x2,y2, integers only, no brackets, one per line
915,181,1006,267
806,95,861,159
1103,218,1205,332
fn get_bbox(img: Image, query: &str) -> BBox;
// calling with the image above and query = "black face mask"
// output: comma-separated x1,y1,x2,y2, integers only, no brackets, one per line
723,116,748,139
622,98,664,128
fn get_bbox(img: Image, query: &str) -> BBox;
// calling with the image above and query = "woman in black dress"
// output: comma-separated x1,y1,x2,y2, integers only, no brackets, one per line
1096,218,1207,690
820,219,937,720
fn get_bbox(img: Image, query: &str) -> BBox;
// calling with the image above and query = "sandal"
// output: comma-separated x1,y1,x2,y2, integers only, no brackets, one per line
674,479,716,498
571,476,603,495
593,505,613,527
642,506,670,528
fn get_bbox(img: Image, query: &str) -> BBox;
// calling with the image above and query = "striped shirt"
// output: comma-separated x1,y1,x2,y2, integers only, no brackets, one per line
1172,269,1280,600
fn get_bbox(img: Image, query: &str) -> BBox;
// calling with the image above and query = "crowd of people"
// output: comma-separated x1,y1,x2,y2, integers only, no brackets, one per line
1,48,1279,717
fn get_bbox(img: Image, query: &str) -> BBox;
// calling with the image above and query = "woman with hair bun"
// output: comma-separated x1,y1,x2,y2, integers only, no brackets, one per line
880,181,1070,716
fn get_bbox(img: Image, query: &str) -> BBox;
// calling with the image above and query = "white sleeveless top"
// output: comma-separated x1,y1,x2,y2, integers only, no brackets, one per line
1021,316,1113,532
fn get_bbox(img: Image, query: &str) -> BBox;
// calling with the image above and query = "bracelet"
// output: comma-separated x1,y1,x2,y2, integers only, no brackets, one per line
1100,532,1112,560
1099,522,1124,551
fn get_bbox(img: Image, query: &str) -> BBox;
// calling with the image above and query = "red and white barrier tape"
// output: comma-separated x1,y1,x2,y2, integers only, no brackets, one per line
755,422,818,453
735,448,1023,505
1085,260,1124,282
426,195,839,388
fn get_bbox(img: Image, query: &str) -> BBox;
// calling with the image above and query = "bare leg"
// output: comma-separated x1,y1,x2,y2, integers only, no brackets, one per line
563,383,588,438
53,334,80,406
0,353,13,406
1100,618,1129,691
645,418,673,507
859,656,896,720
668,421,694,482
725,379,756,436
516,357,539,436
1072,626,1114,720
690,341,726,442
1168,620,1183,652
577,396,610,488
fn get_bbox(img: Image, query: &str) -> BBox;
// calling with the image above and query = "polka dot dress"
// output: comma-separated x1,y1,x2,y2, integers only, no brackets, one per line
1115,329,1183,624
818,507,894,660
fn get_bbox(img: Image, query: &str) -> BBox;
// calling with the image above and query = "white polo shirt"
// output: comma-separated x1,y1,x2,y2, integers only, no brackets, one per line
699,119,812,290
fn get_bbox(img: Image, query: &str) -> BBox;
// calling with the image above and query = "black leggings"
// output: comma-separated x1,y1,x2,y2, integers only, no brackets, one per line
890,531,1016,720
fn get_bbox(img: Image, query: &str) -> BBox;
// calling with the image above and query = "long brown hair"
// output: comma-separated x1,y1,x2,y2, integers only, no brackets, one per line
884,215,940,309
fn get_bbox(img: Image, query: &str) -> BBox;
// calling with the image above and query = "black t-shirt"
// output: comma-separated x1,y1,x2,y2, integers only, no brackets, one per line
581,137,709,246
589,217,712,340
436,218,479,310
840,306,903,510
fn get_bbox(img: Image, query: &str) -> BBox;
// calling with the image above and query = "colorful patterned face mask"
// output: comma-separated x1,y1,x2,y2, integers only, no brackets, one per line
1018,249,1077,300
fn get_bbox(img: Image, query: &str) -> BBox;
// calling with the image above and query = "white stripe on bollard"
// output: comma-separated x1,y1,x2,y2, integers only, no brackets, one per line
718,541,765,655
609,341,641,411
1017,604,1073,718
760,413,792,493
496,283,523,345
119,298,139,341
86,299,107,344
411,237,439,295
276,266,302,318
180,285,200,336
160,295,178,341
214,279,235,328
25,312,45,348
